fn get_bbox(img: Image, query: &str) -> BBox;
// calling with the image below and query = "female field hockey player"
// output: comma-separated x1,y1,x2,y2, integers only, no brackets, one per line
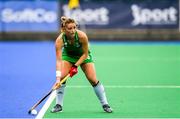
51,16,112,113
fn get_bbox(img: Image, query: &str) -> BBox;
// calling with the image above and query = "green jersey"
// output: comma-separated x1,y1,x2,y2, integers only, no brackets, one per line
62,32,93,64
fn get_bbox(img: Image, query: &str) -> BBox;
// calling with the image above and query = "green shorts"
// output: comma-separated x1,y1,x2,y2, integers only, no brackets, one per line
62,53,93,64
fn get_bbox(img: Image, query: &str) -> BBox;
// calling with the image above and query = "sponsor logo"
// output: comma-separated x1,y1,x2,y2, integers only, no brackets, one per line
62,5,109,25
1,8,57,23
131,4,178,25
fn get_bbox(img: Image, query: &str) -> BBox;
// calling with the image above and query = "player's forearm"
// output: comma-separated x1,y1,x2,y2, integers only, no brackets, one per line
75,53,88,66
56,60,62,71
56,59,62,79
56,50,62,78
56,47,62,71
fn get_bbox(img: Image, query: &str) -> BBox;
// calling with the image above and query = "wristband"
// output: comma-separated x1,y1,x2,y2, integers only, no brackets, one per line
56,71,61,77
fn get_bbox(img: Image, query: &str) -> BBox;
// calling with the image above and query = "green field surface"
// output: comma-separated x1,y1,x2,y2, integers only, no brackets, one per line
43,43,180,118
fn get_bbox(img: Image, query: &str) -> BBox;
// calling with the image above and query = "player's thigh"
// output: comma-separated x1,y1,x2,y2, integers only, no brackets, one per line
81,63,98,85
61,60,72,78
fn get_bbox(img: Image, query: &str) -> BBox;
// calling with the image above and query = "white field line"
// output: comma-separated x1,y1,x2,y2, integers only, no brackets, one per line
4,117,180,119
35,85,180,119
35,91,56,119
96,57,180,62
34,118,180,119
66,85,180,89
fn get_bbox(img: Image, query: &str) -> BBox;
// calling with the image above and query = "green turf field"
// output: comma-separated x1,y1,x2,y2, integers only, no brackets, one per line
43,43,180,118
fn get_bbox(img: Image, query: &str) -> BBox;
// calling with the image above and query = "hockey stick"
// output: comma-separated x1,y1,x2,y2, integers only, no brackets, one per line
28,74,70,114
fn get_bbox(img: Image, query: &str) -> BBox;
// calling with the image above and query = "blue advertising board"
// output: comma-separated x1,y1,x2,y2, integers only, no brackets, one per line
0,1,59,32
61,0,179,29
0,3,2,31
0,0,179,31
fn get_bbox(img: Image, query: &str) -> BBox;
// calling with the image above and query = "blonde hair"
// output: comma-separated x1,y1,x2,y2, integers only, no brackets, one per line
60,16,77,33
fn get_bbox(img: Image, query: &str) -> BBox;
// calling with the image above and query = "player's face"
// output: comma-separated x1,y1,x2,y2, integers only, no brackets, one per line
65,23,76,38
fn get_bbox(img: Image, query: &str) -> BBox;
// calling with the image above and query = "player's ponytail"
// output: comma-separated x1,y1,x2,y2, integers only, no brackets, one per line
61,16,68,28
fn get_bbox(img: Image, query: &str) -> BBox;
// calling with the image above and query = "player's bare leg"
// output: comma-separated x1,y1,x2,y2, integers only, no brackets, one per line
81,63,113,113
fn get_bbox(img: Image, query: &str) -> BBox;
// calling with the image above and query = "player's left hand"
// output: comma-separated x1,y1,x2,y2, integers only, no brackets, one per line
69,65,78,77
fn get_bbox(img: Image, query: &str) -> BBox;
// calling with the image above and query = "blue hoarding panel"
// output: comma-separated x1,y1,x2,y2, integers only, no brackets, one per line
0,1,59,32
61,0,179,29
0,2,2,31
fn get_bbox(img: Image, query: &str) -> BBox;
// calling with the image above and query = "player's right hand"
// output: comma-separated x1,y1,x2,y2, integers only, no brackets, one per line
69,65,78,77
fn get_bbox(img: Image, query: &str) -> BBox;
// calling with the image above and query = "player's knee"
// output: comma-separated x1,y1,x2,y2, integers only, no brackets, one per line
91,80,99,87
